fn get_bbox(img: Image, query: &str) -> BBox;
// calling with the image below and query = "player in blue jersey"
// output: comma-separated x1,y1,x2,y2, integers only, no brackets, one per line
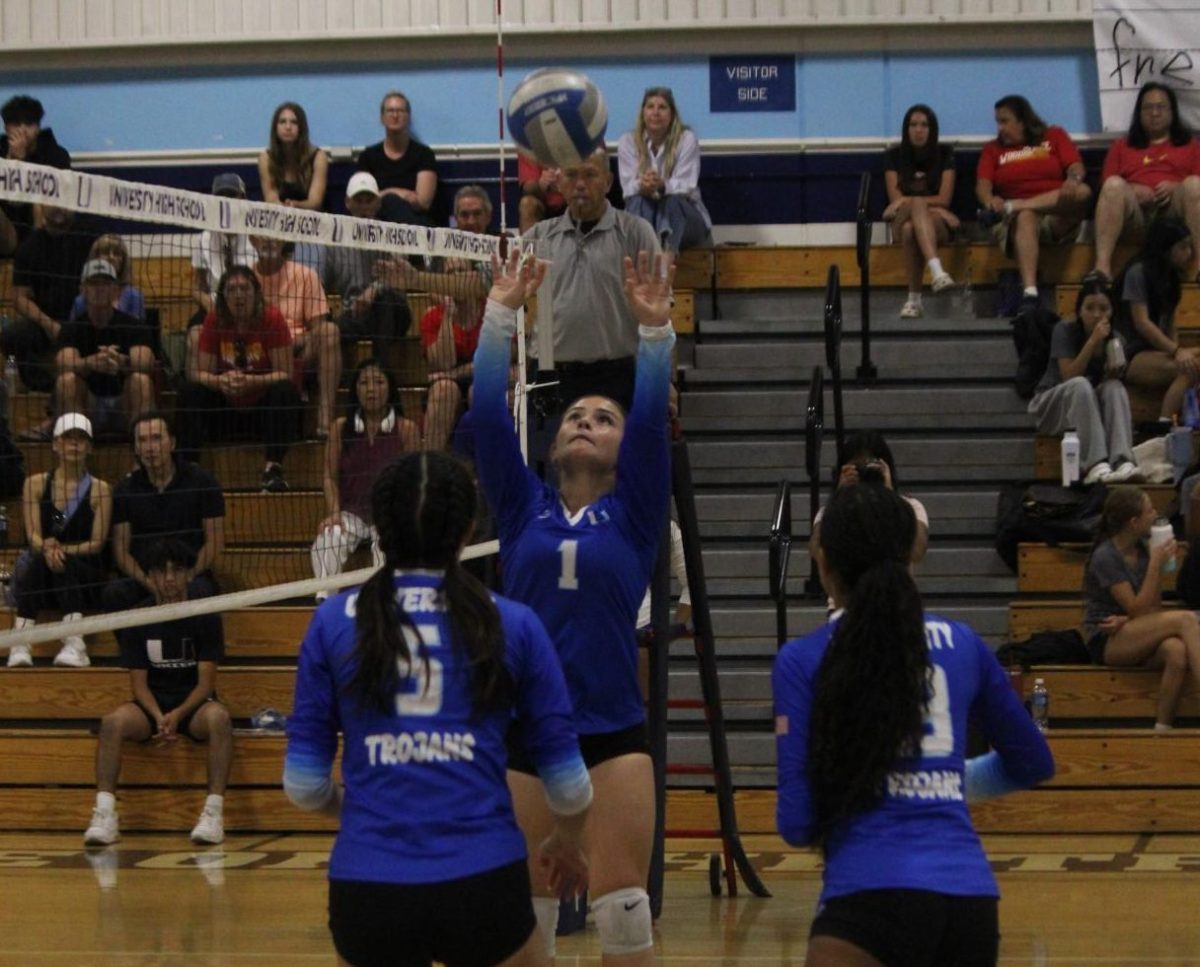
284,451,593,967
774,484,1054,967
472,249,673,964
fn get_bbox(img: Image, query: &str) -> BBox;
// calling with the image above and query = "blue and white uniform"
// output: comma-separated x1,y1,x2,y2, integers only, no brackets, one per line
774,613,1054,901
472,301,674,736
285,571,590,884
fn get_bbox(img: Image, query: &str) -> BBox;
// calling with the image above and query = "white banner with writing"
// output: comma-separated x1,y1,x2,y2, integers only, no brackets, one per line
1093,0,1200,134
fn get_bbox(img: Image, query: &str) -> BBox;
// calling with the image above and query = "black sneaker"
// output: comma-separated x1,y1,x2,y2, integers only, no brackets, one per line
261,463,288,493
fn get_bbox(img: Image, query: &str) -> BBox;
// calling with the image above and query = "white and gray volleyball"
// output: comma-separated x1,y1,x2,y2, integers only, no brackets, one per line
507,68,608,168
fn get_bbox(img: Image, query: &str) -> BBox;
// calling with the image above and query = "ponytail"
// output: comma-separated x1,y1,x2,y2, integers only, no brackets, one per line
807,484,929,850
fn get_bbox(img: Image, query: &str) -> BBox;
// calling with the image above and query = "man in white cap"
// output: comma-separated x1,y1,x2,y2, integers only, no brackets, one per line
7,411,111,668
56,258,155,437
322,171,412,365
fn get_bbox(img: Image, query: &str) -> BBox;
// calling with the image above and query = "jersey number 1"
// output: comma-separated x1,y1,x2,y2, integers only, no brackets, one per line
921,664,953,756
557,539,579,590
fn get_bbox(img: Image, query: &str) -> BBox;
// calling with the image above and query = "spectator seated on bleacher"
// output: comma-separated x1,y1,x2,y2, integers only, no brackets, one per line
56,258,155,439
188,173,256,367
1083,486,1200,730
1027,277,1140,485
312,358,419,601
1115,216,1199,424
4,204,95,398
355,91,438,227
84,537,231,848
103,411,224,622
177,266,303,492
883,103,959,319
395,184,495,302
257,101,329,211
617,87,712,253
0,94,71,243
321,172,411,368
1092,82,1200,283
69,234,145,322
7,413,111,669
251,233,339,440
517,154,563,236
976,94,1090,314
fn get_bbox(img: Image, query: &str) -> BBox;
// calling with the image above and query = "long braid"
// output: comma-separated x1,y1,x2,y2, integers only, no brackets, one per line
807,484,929,851
346,451,509,715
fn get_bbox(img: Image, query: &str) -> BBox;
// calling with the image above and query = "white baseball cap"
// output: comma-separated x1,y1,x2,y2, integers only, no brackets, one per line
80,258,118,283
346,172,380,198
53,412,93,439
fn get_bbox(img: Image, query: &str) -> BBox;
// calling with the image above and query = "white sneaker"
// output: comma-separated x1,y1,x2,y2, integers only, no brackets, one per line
84,807,120,846
931,271,956,293
1104,460,1143,484
53,638,89,668
900,299,924,319
191,806,225,845
1083,461,1112,486
6,644,32,668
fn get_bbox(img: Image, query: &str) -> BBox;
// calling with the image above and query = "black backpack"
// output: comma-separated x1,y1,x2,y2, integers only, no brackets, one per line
1011,305,1060,400
995,629,1091,667
994,480,1107,572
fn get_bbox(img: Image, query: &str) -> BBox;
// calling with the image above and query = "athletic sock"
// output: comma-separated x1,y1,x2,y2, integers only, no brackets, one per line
96,791,116,813
532,896,559,958
928,257,945,277
1023,286,1039,299
205,794,225,814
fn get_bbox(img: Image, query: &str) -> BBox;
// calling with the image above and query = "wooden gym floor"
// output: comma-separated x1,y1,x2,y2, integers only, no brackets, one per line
1,832,1199,965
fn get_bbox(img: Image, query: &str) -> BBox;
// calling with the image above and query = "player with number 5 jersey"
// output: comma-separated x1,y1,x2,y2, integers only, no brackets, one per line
285,452,592,967
473,249,674,965
774,484,1054,967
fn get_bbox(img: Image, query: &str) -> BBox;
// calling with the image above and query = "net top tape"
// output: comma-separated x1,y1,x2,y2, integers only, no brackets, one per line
0,160,500,263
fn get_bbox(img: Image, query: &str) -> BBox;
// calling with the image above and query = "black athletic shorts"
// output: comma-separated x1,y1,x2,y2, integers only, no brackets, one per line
328,859,536,967
134,695,215,741
506,721,650,776
810,888,999,967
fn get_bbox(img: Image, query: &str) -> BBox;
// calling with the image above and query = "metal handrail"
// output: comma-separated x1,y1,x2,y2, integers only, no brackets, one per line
803,365,825,599
823,264,846,457
855,171,878,382
768,479,792,649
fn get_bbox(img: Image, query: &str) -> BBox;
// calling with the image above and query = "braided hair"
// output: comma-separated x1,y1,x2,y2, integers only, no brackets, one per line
808,484,929,850
347,451,510,715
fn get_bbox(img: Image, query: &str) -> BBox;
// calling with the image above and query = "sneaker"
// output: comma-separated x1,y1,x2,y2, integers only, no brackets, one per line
931,271,956,294
899,299,923,319
53,638,90,668
191,806,225,845
1105,460,1143,484
260,463,288,494
1083,461,1112,486
6,644,32,668
84,807,120,847
85,847,118,889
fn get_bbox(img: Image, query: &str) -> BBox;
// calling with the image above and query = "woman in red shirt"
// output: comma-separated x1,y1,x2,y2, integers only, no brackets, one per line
177,266,304,492
1093,82,1200,281
976,94,1091,313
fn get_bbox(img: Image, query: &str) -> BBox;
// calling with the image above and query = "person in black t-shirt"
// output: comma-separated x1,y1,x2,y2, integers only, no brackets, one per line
103,412,225,619
354,91,438,226
56,258,155,438
0,94,71,243
4,205,95,396
84,538,231,848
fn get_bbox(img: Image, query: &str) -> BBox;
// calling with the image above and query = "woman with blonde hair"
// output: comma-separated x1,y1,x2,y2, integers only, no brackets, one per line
617,87,711,251
257,101,329,211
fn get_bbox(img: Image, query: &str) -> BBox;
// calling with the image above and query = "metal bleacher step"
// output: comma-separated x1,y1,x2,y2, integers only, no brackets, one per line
683,385,1028,433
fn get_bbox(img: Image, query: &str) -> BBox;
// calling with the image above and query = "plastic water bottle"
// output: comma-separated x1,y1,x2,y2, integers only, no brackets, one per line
1060,428,1080,487
1031,678,1049,732
1150,517,1177,573
1105,335,1126,372
4,355,17,425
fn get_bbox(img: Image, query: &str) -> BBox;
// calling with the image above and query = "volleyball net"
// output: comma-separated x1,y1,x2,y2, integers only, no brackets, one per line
0,158,521,652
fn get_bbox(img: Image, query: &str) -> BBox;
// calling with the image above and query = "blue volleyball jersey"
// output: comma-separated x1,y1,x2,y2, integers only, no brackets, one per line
773,613,1054,901
473,302,673,735
285,571,583,884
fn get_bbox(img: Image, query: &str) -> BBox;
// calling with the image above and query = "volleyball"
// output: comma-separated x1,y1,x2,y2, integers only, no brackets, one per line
507,68,608,168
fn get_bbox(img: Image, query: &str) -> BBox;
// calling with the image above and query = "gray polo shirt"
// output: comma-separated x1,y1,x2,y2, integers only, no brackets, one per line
526,204,660,364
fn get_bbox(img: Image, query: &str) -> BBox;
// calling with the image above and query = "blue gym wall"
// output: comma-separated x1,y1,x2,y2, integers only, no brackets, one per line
0,49,1105,225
